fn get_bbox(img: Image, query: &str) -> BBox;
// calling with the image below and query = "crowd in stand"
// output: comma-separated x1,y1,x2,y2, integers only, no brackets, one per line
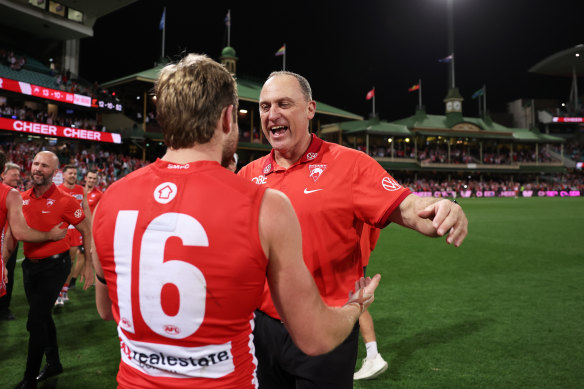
0,142,149,191
0,49,26,71
1,138,582,196
0,103,105,131
398,173,584,195
361,143,558,164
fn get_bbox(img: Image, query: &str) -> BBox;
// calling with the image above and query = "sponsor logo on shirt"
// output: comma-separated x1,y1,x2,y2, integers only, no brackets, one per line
154,182,178,204
251,175,267,185
308,164,327,182
306,152,318,160
118,329,235,378
381,176,402,191
168,163,190,169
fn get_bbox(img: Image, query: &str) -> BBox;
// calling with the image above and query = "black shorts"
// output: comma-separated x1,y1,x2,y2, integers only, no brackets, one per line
253,310,359,389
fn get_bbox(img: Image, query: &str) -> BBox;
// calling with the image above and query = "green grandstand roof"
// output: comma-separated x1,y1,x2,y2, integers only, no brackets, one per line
392,109,564,142
321,118,411,136
101,65,362,120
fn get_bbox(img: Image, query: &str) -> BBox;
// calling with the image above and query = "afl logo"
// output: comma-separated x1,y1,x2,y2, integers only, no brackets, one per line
306,152,318,160
381,177,401,191
164,325,181,335
154,182,178,204
74,209,83,218
263,164,271,174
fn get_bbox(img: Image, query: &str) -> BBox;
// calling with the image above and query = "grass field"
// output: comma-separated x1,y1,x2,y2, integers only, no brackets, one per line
1,197,583,388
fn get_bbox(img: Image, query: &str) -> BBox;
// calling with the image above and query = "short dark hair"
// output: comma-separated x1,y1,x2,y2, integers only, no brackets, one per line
62,165,77,173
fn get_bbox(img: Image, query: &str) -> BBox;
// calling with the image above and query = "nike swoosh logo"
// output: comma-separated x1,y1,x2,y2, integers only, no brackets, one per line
304,188,323,194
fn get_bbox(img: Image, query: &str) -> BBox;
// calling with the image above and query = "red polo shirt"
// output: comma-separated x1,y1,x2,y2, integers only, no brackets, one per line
21,183,85,259
86,187,103,213
238,134,411,319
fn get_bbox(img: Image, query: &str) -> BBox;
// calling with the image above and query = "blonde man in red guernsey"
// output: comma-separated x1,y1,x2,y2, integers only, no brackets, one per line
91,54,381,389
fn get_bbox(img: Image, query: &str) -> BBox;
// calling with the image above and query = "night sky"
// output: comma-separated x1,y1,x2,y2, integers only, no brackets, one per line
80,0,584,121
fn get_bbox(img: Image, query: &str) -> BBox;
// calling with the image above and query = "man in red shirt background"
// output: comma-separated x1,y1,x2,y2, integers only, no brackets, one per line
0,162,24,320
56,165,91,301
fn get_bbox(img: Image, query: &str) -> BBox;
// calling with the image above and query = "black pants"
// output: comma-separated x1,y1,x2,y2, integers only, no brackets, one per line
253,310,359,389
21,252,71,379
0,242,18,312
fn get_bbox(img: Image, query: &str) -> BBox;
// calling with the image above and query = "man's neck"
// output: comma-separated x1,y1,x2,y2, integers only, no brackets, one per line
33,183,52,198
63,182,75,189
162,142,221,165
273,133,312,169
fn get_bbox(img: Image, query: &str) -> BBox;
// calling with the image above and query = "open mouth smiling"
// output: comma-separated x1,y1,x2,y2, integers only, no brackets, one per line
270,125,288,135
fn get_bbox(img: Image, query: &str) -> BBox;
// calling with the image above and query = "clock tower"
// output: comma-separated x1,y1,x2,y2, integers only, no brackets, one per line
444,87,464,126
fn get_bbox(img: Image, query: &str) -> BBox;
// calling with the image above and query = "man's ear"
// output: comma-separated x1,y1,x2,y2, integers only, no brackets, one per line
222,104,234,134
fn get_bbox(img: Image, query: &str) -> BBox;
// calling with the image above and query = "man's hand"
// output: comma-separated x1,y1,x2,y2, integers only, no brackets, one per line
418,199,468,247
82,260,95,290
48,223,67,241
345,274,381,313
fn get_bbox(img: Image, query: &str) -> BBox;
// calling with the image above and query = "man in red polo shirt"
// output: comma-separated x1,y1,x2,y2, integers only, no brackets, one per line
56,165,91,301
66,169,101,291
84,170,102,214
238,71,468,388
14,151,93,389
0,158,65,317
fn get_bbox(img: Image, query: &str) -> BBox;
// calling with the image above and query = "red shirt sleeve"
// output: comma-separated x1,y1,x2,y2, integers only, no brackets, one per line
350,151,411,228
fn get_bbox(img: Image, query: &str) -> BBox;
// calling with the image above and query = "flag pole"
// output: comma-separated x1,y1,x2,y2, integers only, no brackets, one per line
372,86,376,117
418,78,422,109
483,84,487,115
227,9,231,47
161,7,166,59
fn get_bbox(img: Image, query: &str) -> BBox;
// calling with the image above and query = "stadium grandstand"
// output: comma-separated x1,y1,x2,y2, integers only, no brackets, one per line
0,1,582,197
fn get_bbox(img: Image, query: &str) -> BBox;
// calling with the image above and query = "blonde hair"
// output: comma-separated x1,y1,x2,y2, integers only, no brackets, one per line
155,54,238,149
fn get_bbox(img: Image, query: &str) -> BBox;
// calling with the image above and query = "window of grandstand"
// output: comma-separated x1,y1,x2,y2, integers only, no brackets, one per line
28,0,46,10
67,8,84,23
48,1,65,17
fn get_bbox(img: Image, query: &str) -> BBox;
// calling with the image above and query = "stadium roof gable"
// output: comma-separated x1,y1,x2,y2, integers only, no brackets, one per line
391,109,564,142
529,44,584,77
102,65,362,120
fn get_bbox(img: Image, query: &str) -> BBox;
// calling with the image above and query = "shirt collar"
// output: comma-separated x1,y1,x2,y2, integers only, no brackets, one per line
261,134,324,175
31,183,57,199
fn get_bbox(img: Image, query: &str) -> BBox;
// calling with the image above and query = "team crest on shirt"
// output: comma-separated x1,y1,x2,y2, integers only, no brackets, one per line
381,176,402,191
154,182,178,204
46,199,55,207
308,164,327,182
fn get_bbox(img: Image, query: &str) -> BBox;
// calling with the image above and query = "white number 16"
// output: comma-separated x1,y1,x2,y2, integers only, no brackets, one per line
113,211,209,340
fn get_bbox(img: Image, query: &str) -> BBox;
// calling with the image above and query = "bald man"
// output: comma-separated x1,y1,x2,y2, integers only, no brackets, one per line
14,151,93,389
